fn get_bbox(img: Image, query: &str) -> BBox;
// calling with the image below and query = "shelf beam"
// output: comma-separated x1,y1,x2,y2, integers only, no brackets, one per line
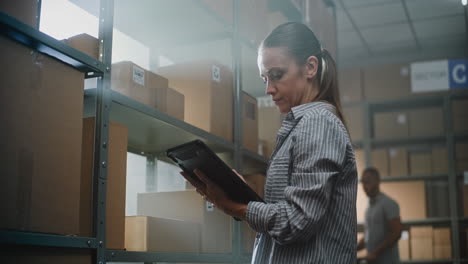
0,11,105,75
106,250,234,263
0,231,98,249
371,135,446,148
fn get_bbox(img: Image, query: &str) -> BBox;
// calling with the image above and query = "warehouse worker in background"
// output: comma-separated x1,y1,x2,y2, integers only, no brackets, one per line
182,22,357,263
358,167,403,264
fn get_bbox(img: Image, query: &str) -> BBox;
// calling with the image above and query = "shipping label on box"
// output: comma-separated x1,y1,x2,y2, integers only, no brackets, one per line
132,65,145,86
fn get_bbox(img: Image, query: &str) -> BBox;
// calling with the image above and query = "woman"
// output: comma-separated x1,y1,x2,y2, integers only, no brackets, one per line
183,22,357,263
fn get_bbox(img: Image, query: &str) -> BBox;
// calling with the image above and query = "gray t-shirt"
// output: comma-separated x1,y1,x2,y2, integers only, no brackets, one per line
364,192,400,264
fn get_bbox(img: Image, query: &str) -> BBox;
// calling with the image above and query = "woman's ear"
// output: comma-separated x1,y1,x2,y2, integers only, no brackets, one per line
304,56,319,79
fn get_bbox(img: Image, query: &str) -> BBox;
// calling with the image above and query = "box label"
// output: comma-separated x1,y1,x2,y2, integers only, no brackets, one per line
132,65,145,86
389,148,397,157
397,114,407,124
206,201,214,212
212,65,221,83
401,230,409,240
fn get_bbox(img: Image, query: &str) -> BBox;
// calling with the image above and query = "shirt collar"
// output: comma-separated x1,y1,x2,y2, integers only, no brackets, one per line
288,101,336,120
369,192,383,204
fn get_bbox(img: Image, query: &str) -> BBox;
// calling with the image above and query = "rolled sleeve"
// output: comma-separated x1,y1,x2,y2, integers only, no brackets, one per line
246,201,273,233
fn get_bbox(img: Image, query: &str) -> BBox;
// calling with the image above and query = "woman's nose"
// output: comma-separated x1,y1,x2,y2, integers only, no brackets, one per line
265,81,275,95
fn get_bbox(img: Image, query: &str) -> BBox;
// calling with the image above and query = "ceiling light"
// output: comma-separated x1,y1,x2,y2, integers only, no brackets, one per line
463,0,467,6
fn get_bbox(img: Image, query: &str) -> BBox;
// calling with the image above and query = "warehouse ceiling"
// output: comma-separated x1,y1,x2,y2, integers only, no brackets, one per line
335,0,468,68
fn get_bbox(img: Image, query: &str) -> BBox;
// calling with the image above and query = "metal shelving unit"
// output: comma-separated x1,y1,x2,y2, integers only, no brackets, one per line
0,1,303,263
0,0,112,262
353,91,468,263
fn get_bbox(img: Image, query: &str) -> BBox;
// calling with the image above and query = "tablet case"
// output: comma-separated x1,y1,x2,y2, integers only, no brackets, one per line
166,140,264,205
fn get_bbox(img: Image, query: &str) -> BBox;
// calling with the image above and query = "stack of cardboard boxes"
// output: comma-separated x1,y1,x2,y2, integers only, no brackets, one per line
0,3,129,263
358,227,452,260
133,190,231,253
453,99,468,134
127,172,266,253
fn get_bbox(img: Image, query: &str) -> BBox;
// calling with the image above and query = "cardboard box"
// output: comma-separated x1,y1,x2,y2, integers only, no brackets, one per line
464,185,468,217
339,68,363,103
111,61,169,109
161,87,185,120
410,226,433,260
258,106,283,158
357,232,367,258
389,148,408,176
355,149,366,178
454,116,468,133
240,0,268,45
243,92,259,152
434,245,452,259
363,64,410,101
0,37,84,235
381,181,426,220
457,160,468,173
432,147,448,174
159,61,233,141
0,0,38,27
374,112,409,139
137,190,232,253
125,216,201,253
410,226,433,238
409,108,444,137
307,0,338,57
411,238,433,260
344,105,363,141
81,118,128,249
371,150,389,177
453,99,468,133
456,143,468,160
356,183,367,222
410,152,432,175
452,99,468,116
64,33,99,60
399,231,410,260
433,228,451,245
0,245,92,264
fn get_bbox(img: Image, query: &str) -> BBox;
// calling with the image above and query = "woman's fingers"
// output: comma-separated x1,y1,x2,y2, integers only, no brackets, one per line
180,171,205,191
193,169,214,185
232,169,246,183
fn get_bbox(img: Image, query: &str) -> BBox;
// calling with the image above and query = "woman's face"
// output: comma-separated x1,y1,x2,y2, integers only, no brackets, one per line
258,47,318,114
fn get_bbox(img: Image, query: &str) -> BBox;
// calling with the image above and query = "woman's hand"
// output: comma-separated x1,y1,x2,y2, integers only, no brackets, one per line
180,169,248,221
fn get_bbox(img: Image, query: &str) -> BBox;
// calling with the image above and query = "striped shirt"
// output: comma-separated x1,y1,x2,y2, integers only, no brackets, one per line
246,101,357,264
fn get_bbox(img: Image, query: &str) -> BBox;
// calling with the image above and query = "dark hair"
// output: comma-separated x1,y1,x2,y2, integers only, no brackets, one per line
362,167,380,181
261,22,348,132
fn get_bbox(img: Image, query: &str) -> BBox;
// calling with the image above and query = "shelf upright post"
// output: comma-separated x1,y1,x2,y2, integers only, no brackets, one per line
94,0,114,263
146,154,157,193
444,94,461,263
232,0,243,262
363,101,372,169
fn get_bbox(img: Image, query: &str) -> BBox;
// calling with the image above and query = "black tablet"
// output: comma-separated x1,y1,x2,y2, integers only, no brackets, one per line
166,139,264,205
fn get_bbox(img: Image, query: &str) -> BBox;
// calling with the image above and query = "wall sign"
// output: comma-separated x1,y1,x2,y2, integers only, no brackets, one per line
411,59,468,93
